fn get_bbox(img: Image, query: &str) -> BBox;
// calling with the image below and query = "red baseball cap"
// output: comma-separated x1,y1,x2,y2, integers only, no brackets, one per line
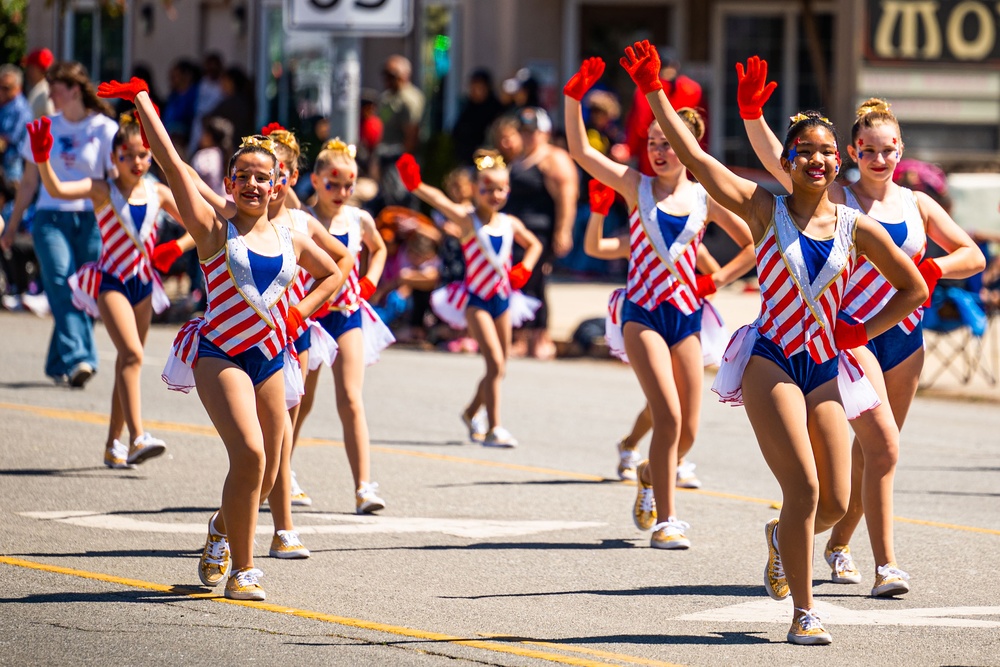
22,48,55,71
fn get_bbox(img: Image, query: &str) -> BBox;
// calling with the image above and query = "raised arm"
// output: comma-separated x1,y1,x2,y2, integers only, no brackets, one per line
99,79,221,247
622,42,769,235
184,163,236,218
27,118,105,202
704,198,757,289
736,57,791,192
563,58,638,205
583,178,628,260
396,154,473,230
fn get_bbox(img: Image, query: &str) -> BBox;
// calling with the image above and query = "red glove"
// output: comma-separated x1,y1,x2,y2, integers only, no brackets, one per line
588,180,616,216
694,274,717,299
395,154,422,192
26,117,52,164
284,305,308,344
620,40,662,95
96,77,149,103
917,257,942,308
735,56,778,120
508,263,531,290
834,319,869,350
358,276,376,301
564,57,605,101
313,301,332,319
135,102,159,150
151,239,183,274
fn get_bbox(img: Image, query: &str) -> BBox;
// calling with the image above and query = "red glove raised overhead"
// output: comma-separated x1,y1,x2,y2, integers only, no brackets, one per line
358,276,376,301
564,57,605,101
694,274,717,299
395,154,422,192
25,117,52,164
917,257,942,308
151,239,183,274
735,56,777,120
620,40,662,95
96,77,150,103
834,319,869,350
508,263,531,290
284,305,308,345
588,179,616,216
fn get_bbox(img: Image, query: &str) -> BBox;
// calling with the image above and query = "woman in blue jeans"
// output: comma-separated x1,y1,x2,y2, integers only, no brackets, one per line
2,61,118,386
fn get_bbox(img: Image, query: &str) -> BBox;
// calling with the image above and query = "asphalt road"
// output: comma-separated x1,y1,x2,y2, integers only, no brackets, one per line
1,310,999,666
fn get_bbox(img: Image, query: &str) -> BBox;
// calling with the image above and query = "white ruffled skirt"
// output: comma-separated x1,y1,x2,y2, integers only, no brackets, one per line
430,281,541,329
69,262,169,318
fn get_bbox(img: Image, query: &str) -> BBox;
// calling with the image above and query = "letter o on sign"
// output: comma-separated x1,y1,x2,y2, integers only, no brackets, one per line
946,1,995,60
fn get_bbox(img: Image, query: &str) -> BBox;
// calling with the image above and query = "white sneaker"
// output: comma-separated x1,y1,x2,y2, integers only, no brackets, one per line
461,409,488,443
483,426,518,448
128,432,166,465
676,460,702,489
290,471,312,507
616,440,639,481
650,517,691,549
103,439,133,469
269,530,310,559
68,362,94,388
356,481,385,514
21,292,50,317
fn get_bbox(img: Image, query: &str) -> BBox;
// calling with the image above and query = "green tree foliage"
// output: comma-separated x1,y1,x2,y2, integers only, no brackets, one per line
0,0,28,66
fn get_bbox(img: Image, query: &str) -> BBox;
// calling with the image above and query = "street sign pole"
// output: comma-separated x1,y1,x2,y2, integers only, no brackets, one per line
331,37,360,145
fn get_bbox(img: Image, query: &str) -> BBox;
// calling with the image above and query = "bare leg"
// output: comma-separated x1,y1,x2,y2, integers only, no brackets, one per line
741,356,851,612
463,307,510,429
333,328,370,489
830,345,922,566
98,291,152,444
293,366,321,448
673,334,703,463
268,411,296,533
621,404,652,450
623,322,682,520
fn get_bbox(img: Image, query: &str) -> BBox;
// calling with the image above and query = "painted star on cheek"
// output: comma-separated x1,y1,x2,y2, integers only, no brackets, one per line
331,169,338,177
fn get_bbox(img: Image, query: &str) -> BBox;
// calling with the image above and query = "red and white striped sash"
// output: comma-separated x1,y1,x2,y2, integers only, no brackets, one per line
755,198,859,363
625,176,705,316
199,222,297,360
285,208,314,306
462,212,513,300
329,206,363,313
840,187,925,333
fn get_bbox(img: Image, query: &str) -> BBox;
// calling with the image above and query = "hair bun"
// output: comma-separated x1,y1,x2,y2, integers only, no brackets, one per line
323,137,357,159
856,97,892,118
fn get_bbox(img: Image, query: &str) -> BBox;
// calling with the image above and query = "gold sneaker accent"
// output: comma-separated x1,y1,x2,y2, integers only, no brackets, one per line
675,460,702,489
632,460,657,530
824,542,862,584
764,518,789,600
103,439,132,469
225,567,265,601
269,530,310,559
787,608,832,645
198,511,230,587
356,481,386,514
650,518,691,550
872,562,910,597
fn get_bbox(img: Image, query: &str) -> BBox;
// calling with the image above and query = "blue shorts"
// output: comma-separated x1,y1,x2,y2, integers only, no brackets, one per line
293,327,312,354
866,321,922,372
99,271,153,306
751,335,838,395
621,299,701,347
197,337,283,386
317,308,362,341
467,293,510,319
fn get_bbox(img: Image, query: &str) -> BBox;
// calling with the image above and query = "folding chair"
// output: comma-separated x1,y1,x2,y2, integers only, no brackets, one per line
919,286,999,389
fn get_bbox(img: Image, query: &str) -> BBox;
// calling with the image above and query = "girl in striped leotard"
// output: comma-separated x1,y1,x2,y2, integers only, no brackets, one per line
101,78,341,602
621,42,927,644
28,113,177,469
398,149,543,448
564,58,754,550
737,57,984,598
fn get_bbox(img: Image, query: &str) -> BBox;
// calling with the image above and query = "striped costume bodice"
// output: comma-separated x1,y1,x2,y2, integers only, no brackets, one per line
199,222,298,360
626,176,706,316
462,213,513,300
840,186,925,332
755,197,860,363
286,208,314,306
328,206,363,313
96,179,159,284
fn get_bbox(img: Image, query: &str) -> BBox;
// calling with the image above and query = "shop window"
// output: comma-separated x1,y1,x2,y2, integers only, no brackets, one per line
64,2,127,82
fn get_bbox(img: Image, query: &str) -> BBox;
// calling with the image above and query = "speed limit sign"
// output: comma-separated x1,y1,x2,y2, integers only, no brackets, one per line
286,0,413,35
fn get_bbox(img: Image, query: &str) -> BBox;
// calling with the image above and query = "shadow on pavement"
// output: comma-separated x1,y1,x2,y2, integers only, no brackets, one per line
439,583,762,599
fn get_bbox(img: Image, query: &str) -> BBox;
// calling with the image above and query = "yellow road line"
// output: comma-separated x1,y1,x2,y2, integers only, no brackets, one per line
0,556,665,667
3,401,999,537
481,634,683,667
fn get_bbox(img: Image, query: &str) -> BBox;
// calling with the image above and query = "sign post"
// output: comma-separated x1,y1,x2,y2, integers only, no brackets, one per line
285,0,414,144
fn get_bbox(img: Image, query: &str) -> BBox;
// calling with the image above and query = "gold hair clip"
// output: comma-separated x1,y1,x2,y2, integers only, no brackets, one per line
474,154,506,171
789,112,831,125
323,137,357,159
239,135,277,154
119,112,138,126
